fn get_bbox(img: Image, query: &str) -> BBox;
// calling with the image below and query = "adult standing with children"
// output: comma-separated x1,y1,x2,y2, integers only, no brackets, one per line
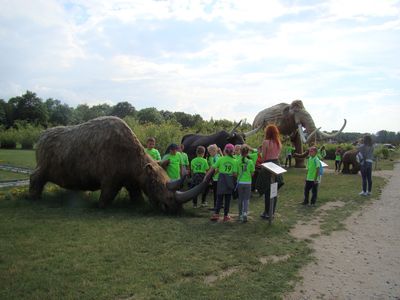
358,135,374,196
257,124,282,219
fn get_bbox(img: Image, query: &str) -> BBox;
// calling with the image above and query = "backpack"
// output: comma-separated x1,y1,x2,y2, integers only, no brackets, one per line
319,160,324,176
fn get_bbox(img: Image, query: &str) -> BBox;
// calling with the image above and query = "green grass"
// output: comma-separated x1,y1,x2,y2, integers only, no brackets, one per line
0,149,36,169
0,152,393,299
0,170,29,181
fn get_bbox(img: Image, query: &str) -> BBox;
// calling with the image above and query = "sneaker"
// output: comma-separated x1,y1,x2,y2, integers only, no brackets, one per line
210,213,220,221
366,191,371,196
260,212,269,219
301,202,308,206
193,205,197,208
223,215,231,222
201,201,208,207
239,215,243,222
310,203,316,206
359,191,367,196
242,213,248,223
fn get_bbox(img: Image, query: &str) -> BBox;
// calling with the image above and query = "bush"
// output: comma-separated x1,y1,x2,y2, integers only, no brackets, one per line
124,117,184,155
0,128,19,149
323,143,354,160
17,125,43,149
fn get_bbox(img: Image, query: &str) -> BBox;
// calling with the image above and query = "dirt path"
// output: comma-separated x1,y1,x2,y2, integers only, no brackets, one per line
286,163,400,300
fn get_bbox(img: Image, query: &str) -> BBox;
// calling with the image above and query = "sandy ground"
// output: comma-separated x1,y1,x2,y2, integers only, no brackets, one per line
285,163,400,300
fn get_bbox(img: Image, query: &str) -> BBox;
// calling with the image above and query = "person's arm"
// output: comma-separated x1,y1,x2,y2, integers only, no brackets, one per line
261,140,268,162
293,150,309,158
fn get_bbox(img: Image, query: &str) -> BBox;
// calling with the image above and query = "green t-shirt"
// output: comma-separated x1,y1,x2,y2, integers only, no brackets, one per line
237,157,255,183
248,150,258,165
214,155,238,175
162,153,182,180
208,154,221,181
335,154,341,160
306,156,320,181
145,148,161,161
180,152,189,167
190,157,209,174
285,146,294,156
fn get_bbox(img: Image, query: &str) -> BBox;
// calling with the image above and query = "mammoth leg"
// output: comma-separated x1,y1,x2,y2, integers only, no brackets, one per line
29,168,47,200
291,132,306,168
98,182,120,208
125,183,144,203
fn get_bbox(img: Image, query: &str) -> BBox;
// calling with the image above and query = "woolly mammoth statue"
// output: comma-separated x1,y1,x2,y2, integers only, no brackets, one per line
30,116,207,213
251,100,346,167
341,149,360,174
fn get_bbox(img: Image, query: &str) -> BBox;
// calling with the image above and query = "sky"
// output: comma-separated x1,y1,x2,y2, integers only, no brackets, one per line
0,0,399,134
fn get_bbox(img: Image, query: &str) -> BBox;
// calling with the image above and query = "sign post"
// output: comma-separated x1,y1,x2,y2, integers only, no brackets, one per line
261,162,287,225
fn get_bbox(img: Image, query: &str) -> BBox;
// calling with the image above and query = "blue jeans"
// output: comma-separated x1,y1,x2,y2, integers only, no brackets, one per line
360,162,373,193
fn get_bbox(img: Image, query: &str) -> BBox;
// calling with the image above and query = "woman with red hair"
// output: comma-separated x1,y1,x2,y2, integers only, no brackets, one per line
258,124,283,219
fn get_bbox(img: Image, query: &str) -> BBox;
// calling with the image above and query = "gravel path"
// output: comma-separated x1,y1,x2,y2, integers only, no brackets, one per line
286,163,400,300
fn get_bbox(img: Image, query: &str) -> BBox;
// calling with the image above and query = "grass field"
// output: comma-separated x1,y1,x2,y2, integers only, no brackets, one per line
0,149,395,299
0,149,36,169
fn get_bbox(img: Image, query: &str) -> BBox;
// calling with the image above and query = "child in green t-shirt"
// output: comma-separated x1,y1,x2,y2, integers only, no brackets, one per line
207,143,238,222
205,144,221,211
190,146,209,208
145,137,161,161
162,143,182,180
237,145,255,222
179,144,190,177
335,146,342,172
303,146,320,206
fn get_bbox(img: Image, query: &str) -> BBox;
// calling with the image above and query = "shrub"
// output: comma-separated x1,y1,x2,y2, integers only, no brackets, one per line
18,125,43,149
0,128,19,149
124,117,184,155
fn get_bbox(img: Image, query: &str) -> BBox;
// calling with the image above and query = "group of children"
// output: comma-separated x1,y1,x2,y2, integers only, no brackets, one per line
145,136,329,222
144,137,257,223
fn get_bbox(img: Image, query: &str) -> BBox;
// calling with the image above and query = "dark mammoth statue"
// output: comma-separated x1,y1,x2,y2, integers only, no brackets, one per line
341,149,360,174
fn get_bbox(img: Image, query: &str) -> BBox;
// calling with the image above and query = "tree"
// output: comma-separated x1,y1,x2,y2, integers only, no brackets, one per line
173,111,203,128
45,98,73,125
90,104,111,118
0,99,7,126
12,91,48,126
110,102,136,119
137,107,163,124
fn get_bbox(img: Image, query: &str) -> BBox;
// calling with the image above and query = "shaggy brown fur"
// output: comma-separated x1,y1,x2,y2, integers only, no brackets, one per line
342,149,360,174
30,116,189,212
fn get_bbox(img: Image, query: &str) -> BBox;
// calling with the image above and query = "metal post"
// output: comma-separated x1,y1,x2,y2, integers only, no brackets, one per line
269,174,276,225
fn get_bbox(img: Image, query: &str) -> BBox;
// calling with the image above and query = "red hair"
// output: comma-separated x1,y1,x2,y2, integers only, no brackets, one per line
264,124,281,147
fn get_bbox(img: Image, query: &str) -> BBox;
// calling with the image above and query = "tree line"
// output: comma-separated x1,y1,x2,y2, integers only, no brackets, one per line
1,91,399,145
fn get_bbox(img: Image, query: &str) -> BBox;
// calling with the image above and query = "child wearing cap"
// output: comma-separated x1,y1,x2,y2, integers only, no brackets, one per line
207,143,238,222
302,146,320,206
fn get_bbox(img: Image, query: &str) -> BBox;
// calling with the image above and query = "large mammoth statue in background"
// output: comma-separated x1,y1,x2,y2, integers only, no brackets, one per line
251,100,346,167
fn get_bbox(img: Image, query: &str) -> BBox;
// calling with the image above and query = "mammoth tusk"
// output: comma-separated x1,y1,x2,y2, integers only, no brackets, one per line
166,179,182,191
305,127,321,144
298,124,307,144
230,120,243,134
175,181,208,203
318,119,347,139
243,126,262,138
